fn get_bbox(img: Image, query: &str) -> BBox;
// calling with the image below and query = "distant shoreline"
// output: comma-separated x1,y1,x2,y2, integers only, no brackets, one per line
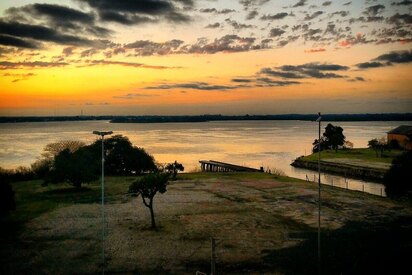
0,113,411,123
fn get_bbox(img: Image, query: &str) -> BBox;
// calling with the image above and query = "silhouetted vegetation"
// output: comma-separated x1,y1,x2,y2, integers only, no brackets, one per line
0,177,15,216
89,135,157,176
312,123,346,153
128,173,170,229
45,147,99,188
0,166,34,182
368,137,388,157
1,113,412,124
165,161,184,180
41,135,156,188
384,150,412,197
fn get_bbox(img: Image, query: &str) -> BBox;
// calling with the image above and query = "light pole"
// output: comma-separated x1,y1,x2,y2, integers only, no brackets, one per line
315,112,321,273
92,130,113,273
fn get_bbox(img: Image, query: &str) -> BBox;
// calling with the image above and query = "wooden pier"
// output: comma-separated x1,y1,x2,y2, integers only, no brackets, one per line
199,160,263,172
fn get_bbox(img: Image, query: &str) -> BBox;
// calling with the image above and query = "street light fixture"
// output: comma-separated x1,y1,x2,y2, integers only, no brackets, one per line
315,113,322,273
92,130,113,273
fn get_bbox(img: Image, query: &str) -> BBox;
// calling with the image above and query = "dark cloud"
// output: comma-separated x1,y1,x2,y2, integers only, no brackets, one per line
3,72,36,83
5,4,111,37
205,23,221,29
113,93,160,99
304,11,324,21
338,33,376,47
0,34,41,49
391,0,412,6
246,10,259,20
363,4,385,17
303,28,323,41
62,46,76,56
387,13,412,25
331,11,349,17
322,1,332,6
125,39,184,56
270,28,286,37
0,20,94,46
231,78,253,83
98,11,155,25
225,19,254,30
183,35,267,54
343,1,352,5
256,77,301,86
83,59,176,69
374,50,412,63
347,76,366,82
239,0,270,10
356,50,412,69
77,0,191,25
199,8,235,14
121,35,268,56
260,13,289,20
293,0,307,8
145,82,241,90
260,62,349,79
356,61,386,68
0,60,68,69
277,35,299,47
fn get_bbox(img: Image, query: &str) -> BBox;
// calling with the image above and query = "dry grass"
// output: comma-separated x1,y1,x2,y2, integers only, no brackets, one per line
2,174,412,274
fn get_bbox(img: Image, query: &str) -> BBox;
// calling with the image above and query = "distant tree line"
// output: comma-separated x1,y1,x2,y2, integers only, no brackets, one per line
1,113,412,124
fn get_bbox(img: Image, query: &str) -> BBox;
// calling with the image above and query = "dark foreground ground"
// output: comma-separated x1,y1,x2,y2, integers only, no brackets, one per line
1,173,411,274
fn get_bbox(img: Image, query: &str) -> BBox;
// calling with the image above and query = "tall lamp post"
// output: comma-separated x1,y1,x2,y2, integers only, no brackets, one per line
315,112,322,273
92,130,113,273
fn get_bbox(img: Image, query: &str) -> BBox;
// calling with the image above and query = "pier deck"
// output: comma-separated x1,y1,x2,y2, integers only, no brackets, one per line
199,160,263,172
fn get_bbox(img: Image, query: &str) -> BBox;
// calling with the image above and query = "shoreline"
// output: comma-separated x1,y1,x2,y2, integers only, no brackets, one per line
291,157,387,182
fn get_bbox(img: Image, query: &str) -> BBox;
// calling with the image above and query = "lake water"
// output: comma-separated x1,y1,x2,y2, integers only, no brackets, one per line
1,120,409,196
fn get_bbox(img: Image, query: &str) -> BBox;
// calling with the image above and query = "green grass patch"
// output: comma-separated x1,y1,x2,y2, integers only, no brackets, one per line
301,148,403,164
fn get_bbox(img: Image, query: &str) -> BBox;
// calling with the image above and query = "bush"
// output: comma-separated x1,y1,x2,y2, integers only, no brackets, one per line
0,177,15,216
384,150,412,197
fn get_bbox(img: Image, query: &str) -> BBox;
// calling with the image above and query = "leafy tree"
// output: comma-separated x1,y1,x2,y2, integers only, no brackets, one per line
312,137,327,153
312,124,345,153
0,176,15,216
128,173,170,229
323,123,345,152
165,161,184,180
368,137,387,157
90,135,157,175
31,158,52,179
41,140,86,160
384,150,412,197
46,147,99,188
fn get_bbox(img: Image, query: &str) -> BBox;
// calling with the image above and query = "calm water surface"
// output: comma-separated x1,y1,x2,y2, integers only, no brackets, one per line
1,120,409,196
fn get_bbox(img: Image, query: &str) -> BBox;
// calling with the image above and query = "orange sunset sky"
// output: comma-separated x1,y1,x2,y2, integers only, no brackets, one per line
0,0,411,116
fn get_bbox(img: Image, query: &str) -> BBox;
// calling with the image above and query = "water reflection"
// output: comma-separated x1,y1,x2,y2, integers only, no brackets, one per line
0,120,406,197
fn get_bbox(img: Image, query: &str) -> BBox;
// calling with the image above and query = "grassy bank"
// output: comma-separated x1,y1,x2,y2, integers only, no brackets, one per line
1,173,411,274
291,148,404,181
301,148,403,165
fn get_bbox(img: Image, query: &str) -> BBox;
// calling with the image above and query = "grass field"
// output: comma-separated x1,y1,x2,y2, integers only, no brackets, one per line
302,148,403,164
299,148,404,171
1,173,411,274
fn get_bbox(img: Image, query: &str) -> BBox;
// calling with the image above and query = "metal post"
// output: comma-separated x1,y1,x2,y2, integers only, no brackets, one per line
92,131,113,274
101,135,105,272
316,112,321,274
211,237,216,275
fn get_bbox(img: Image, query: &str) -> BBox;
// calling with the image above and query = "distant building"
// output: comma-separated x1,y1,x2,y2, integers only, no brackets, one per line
387,125,412,150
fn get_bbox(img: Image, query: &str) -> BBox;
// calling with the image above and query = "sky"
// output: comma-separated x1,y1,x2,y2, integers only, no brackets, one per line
0,0,411,116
